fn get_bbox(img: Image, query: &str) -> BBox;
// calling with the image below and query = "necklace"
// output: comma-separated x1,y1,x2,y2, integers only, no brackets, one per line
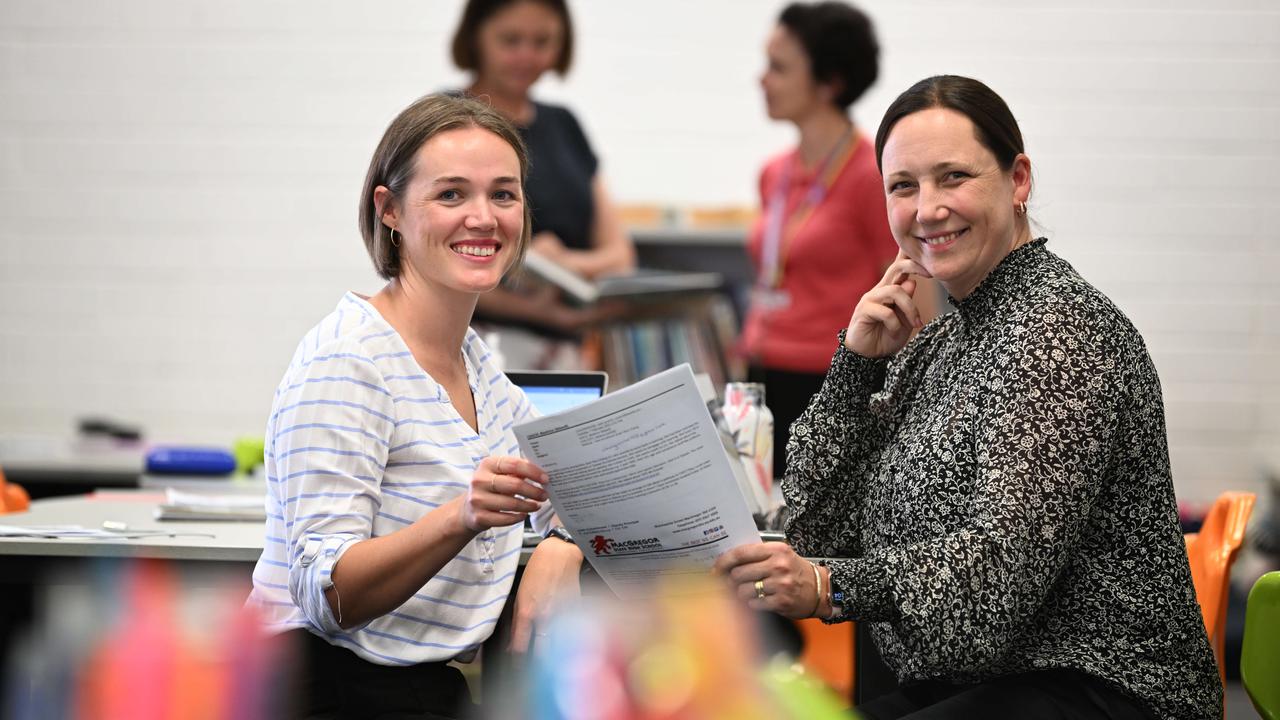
758,125,859,289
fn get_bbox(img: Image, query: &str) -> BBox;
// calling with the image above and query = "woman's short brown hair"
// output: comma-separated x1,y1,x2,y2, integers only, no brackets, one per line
451,0,574,76
778,2,879,112
358,93,532,280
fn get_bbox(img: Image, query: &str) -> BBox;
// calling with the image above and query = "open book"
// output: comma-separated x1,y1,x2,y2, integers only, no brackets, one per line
520,250,723,305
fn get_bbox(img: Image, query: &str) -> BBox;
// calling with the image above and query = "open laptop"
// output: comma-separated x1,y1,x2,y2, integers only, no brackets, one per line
506,370,609,417
510,370,608,547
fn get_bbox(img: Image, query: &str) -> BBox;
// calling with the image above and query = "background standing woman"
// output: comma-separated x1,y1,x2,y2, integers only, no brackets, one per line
248,94,583,719
453,0,635,365
742,1,916,482
716,75,1221,719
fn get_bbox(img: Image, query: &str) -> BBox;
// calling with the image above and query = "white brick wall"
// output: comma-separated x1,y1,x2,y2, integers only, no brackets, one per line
0,1,1275,503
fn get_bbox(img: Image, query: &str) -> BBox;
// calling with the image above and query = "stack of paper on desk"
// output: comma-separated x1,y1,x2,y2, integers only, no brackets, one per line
155,488,266,522
514,363,761,598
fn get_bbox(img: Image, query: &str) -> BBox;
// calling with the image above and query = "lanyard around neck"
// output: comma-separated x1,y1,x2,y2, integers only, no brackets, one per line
759,128,859,288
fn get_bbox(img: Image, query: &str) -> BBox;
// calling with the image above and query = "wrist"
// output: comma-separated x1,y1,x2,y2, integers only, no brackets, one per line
543,525,574,544
445,496,483,538
537,529,584,564
807,561,824,618
817,561,844,620
815,564,833,617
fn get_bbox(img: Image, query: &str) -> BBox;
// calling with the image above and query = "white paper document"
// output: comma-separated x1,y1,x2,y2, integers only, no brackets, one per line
514,364,761,597
155,488,267,521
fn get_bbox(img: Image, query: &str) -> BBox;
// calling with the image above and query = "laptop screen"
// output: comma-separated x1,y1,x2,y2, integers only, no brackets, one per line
506,371,608,416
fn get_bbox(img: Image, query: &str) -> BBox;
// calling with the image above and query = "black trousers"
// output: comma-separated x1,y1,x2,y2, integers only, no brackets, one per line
856,669,1155,720
747,365,827,482
286,629,475,720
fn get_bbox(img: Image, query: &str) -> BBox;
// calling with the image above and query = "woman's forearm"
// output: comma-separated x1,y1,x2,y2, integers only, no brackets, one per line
477,286,559,324
559,176,635,279
326,496,477,629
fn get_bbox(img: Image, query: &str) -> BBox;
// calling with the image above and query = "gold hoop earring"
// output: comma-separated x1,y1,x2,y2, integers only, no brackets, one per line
1016,201,1027,215
389,227,400,248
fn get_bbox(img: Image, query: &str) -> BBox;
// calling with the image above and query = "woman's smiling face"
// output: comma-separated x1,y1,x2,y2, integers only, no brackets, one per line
880,107,1031,300
385,126,525,297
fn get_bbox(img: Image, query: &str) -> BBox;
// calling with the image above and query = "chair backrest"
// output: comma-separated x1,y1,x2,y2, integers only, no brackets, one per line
795,618,855,703
1184,491,1256,687
1242,571,1280,720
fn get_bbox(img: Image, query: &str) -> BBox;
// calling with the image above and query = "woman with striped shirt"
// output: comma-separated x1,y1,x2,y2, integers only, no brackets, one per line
248,93,583,719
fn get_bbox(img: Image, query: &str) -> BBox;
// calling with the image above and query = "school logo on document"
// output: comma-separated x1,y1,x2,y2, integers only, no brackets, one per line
590,535,614,555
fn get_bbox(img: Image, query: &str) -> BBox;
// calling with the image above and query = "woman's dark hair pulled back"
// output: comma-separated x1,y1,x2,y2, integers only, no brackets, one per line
874,75,1025,172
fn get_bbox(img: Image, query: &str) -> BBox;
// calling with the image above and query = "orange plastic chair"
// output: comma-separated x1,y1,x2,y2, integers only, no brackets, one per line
0,467,30,513
795,618,855,703
1184,490,1256,688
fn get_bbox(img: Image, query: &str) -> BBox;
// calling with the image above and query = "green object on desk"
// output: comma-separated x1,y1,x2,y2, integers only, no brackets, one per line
1242,571,1280,720
232,437,265,476
760,659,858,719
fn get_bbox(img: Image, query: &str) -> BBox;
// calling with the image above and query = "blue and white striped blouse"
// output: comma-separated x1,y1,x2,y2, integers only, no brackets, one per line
248,292,551,665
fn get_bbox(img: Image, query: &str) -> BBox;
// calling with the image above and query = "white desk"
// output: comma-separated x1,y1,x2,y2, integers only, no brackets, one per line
0,491,551,565
0,490,264,563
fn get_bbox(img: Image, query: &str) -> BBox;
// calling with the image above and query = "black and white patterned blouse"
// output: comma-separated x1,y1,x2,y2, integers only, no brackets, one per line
784,239,1222,719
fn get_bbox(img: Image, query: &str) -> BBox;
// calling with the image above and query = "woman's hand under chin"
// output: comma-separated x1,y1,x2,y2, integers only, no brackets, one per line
845,251,933,359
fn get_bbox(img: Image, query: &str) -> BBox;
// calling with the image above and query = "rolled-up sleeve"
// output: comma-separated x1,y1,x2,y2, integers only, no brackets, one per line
269,341,393,633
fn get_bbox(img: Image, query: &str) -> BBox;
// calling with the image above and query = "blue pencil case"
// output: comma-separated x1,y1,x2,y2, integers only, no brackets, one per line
145,446,237,475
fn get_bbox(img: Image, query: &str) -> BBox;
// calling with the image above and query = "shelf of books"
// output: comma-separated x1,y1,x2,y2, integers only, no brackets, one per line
588,294,743,390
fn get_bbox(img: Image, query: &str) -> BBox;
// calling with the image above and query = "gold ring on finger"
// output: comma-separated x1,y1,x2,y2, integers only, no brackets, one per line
754,579,766,599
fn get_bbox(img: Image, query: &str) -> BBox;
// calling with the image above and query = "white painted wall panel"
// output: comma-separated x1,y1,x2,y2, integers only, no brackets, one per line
1,0,1276,502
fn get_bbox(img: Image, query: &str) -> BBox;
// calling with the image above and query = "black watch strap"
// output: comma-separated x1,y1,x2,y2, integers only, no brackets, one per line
544,526,574,544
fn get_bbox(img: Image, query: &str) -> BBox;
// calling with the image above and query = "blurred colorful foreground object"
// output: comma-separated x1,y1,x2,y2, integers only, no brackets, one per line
0,468,30,514
490,574,858,720
4,560,293,720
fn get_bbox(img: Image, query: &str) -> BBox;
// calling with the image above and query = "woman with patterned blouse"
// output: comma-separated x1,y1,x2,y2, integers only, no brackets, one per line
715,76,1221,719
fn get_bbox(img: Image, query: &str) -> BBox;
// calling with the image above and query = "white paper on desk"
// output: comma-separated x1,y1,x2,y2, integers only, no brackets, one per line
514,363,760,598
164,488,264,509
0,524,107,538
0,525,213,539
156,488,267,521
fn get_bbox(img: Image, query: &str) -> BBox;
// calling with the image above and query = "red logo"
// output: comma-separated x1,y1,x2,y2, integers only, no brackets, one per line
590,535,614,555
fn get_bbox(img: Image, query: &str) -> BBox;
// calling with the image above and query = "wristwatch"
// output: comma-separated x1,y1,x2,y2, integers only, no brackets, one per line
543,526,574,544
819,559,846,619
